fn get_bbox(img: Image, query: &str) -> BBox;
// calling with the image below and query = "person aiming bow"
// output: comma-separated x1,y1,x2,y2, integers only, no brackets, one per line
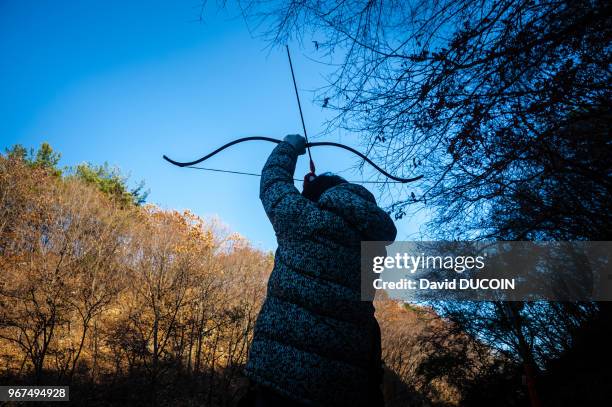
241,134,397,407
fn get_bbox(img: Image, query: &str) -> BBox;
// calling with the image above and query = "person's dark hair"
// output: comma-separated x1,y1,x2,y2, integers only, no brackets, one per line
302,172,347,202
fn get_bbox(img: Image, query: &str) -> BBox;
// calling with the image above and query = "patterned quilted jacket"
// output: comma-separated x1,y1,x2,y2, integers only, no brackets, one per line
244,142,397,406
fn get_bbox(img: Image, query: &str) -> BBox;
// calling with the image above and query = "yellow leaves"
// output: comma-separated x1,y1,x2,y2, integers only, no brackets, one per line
0,147,275,386
228,232,247,246
138,207,219,256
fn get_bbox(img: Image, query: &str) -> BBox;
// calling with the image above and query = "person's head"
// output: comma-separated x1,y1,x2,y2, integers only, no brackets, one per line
302,172,347,202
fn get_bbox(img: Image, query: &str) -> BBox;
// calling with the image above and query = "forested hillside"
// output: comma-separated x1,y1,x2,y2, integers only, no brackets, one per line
0,144,277,404
3,143,610,407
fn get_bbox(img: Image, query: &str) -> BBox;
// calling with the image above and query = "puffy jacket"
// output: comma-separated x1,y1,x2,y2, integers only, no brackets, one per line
244,142,397,406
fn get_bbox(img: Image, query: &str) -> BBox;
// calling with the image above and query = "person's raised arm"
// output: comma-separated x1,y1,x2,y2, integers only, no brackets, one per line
259,135,315,237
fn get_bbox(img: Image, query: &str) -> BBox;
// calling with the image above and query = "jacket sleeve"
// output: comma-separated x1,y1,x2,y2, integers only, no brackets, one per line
260,142,318,237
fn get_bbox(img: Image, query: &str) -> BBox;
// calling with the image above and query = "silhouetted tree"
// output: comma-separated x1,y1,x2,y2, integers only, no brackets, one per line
241,1,612,405
241,0,611,231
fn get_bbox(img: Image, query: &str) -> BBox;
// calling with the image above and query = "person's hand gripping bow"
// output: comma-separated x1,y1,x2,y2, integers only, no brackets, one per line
283,134,306,155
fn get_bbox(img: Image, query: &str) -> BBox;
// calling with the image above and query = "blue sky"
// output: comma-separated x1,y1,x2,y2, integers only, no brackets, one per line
0,0,425,250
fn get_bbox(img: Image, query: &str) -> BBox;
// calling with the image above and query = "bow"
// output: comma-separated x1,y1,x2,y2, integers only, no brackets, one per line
163,136,423,184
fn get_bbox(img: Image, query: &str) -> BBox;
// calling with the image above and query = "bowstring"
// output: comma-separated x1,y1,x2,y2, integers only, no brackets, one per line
186,165,405,184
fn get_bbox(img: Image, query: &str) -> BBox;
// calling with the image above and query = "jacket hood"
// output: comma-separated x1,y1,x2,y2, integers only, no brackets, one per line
317,183,397,242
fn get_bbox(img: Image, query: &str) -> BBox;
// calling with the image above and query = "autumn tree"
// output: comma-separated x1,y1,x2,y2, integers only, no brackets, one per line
0,152,131,383
1,144,275,405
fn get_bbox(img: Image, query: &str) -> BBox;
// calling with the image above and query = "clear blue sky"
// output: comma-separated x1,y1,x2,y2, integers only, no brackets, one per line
0,0,425,250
